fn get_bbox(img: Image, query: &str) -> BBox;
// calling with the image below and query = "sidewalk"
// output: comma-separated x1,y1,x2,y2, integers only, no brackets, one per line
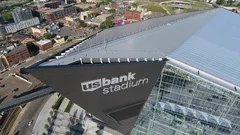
32,93,58,135
8,103,31,135
58,98,69,112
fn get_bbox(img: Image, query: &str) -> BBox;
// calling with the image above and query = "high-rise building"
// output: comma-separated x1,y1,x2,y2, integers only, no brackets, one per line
26,9,240,135
12,7,33,23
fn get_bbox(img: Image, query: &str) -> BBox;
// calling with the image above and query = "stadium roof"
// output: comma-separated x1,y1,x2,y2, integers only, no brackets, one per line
168,9,240,88
37,8,240,88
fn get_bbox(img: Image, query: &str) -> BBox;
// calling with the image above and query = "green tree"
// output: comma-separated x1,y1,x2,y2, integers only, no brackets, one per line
47,117,51,123
100,19,115,29
42,133,47,135
96,3,101,7
108,9,116,13
79,20,87,28
44,33,52,39
227,0,234,5
132,3,138,8
216,0,225,5
44,124,49,129
81,0,86,3
26,42,39,56
2,12,13,22
50,110,54,116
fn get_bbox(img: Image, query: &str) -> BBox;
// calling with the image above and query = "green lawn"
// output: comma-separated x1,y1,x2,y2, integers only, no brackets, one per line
149,0,170,2
162,6,175,14
64,101,73,113
144,4,166,13
52,96,64,110
183,8,198,13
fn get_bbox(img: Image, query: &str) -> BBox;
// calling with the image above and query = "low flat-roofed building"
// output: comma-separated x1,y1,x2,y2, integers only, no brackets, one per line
2,45,30,67
54,36,65,44
87,14,113,26
124,10,143,21
31,25,47,36
20,38,35,45
34,39,53,51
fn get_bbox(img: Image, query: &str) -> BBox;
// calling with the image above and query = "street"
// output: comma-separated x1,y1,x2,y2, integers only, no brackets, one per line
12,95,51,135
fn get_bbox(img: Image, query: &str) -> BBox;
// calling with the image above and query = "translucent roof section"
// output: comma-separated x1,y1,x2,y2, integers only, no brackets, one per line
169,9,240,87
156,102,232,128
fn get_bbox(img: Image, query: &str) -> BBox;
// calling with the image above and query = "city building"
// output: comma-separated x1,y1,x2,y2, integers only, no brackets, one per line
20,38,35,45
54,35,65,44
2,46,30,67
4,17,40,34
124,10,143,21
12,7,33,23
85,0,101,3
44,4,77,21
26,9,240,135
91,8,101,14
31,25,47,36
34,39,53,51
44,1,61,9
87,14,113,26
80,11,92,20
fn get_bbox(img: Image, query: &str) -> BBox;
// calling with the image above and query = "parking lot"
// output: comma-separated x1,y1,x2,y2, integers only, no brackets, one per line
0,74,42,104
52,26,92,39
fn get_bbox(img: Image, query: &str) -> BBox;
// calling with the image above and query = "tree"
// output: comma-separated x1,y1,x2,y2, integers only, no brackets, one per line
79,20,87,28
26,42,39,56
44,124,49,129
81,0,86,3
132,3,138,8
50,110,54,116
100,19,115,29
2,12,13,22
44,33,52,39
92,13,100,17
226,0,234,5
47,117,51,123
96,3,100,7
216,0,225,5
108,9,116,13
42,133,47,135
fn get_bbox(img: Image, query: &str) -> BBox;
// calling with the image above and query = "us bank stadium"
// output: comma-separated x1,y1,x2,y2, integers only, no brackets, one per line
25,8,240,135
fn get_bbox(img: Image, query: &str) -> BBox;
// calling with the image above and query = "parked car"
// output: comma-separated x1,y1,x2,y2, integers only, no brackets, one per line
28,120,33,126
12,88,19,93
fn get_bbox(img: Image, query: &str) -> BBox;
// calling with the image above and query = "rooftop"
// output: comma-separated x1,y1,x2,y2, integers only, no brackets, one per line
35,39,52,46
37,8,240,89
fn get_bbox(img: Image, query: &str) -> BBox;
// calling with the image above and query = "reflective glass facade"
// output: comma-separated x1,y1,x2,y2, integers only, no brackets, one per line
132,64,240,135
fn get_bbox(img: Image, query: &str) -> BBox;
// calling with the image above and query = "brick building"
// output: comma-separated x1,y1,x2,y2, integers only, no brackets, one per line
44,4,77,21
124,10,143,21
34,39,53,51
2,46,30,67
